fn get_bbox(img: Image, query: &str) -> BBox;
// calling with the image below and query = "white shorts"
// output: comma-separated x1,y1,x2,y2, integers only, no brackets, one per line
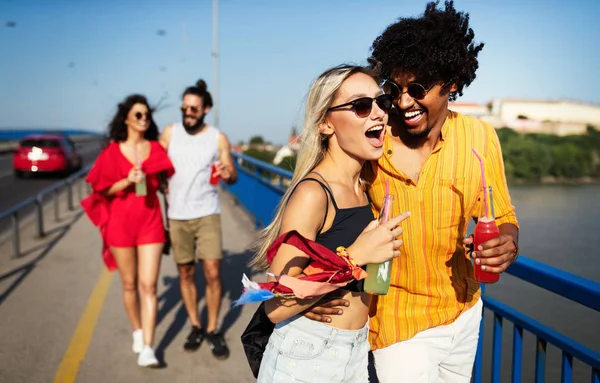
372,298,483,383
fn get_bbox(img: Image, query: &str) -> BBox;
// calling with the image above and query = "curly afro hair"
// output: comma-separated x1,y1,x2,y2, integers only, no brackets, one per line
369,1,484,102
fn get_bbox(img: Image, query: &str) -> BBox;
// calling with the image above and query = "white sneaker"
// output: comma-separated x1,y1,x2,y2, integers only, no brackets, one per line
137,345,159,368
132,329,144,354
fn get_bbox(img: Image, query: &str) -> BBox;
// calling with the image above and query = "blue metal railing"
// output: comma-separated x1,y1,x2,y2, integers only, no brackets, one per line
223,153,292,228
223,152,600,383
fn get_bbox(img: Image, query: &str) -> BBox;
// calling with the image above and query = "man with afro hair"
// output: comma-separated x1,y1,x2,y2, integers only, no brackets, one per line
364,2,520,381
304,2,520,382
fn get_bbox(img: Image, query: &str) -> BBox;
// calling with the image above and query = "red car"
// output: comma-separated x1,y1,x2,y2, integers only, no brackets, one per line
13,134,83,178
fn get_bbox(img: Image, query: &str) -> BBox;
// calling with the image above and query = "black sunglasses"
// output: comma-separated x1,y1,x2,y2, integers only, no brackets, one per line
135,112,150,120
327,94,394,118
382,80,436,101
180,105,201,113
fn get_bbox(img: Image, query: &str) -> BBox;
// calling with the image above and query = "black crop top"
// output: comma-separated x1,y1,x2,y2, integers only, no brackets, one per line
293,174,374,292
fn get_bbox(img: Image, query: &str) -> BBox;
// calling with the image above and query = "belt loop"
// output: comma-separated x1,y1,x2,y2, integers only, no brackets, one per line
326,328,338,348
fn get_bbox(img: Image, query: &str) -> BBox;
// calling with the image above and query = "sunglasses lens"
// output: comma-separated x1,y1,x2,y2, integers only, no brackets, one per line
407,83,427,100
383,81,400,99
376,95,393,112
181,105,200,113
353,98,373,118
135,112,147,120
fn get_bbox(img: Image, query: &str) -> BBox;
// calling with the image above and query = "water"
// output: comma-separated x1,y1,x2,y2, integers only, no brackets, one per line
479,184,600,382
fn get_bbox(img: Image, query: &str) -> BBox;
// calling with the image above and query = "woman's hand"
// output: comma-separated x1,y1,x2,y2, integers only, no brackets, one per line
347,211,410,266
127,166,144,184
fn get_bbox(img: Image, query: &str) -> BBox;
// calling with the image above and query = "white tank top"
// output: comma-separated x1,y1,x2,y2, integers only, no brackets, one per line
167,123,221,219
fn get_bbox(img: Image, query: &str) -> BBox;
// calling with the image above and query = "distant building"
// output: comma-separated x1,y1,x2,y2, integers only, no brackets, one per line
449,99,600,136
288,127,300,152
231,144,244,153
274,127,300,165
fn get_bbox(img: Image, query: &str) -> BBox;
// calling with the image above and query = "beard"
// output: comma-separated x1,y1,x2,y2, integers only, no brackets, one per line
405,124,433,138
182,113,205,132
391,108,432,138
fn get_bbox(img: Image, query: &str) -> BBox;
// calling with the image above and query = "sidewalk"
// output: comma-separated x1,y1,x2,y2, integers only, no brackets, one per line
0,189,262,383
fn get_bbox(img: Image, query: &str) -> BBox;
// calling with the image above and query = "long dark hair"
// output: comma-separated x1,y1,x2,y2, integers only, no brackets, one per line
108,94,160,142
182,79,213,107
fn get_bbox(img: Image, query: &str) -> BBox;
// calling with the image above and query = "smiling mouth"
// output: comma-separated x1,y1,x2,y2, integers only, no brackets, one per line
404,109,424,120
365,125,385,147
365,125,384,139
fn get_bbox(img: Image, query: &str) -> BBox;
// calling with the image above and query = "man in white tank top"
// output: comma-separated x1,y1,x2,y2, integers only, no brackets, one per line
159,80,237,360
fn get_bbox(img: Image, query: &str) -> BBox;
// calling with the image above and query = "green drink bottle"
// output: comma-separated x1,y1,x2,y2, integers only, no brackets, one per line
135,156,147,197
364,193,395,295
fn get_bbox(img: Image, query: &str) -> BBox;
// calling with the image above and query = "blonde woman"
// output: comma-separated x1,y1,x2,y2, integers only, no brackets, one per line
253,65,410,382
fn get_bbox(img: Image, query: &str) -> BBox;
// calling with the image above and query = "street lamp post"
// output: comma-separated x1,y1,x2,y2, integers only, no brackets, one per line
212,0,219,129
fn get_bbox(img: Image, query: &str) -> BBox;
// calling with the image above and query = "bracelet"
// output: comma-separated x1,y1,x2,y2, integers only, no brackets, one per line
336,246,358,266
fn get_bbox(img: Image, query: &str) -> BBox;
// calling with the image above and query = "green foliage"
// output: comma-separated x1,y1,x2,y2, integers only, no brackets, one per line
549,143,591,178
249,135,265,145
498,127,600,181
277,155,297,172
243,147,275,163
503,135,552,179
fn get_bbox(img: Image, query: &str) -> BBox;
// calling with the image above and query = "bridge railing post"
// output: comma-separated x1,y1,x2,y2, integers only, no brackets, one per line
67,180,74,211
54,188,60,221
11,211,20,257
77,178,83,202
36,194,45,237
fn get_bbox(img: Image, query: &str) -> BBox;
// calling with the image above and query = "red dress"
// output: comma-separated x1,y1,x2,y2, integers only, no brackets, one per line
82,141,175,270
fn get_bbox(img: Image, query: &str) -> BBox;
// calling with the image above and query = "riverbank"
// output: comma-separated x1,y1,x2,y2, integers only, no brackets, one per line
509,176,600,185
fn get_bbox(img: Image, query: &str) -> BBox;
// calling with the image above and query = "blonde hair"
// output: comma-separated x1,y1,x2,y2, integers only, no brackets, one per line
250,64,378,270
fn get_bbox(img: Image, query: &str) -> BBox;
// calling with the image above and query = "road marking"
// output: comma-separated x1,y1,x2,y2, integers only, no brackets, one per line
53,268,114,383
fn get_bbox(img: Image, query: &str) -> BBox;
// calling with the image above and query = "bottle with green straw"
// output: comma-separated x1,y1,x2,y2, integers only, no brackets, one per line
364,179,394,295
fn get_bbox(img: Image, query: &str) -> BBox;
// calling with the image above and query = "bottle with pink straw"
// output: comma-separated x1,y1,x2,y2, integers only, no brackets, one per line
364,178,395,295
471,148,500,283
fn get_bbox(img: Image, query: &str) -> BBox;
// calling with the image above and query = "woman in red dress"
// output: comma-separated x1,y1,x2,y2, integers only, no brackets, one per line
82,94,174,367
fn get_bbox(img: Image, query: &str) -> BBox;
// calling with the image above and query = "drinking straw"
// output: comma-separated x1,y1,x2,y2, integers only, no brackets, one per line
383,178,390,222
471,148,489,218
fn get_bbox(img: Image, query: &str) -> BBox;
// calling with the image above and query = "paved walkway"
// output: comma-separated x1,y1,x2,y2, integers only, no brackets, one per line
0,190,262,383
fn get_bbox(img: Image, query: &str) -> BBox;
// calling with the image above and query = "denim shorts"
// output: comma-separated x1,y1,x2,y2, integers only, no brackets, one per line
257,315,370,383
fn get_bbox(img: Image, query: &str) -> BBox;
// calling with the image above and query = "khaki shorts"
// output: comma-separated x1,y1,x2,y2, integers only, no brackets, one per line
169,214,223,264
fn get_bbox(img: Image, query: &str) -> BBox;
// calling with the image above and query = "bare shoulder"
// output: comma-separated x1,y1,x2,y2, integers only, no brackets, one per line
218,131,231,144
159,124,174,149
162,124,174,136
287,179,328,208
281,179,329,235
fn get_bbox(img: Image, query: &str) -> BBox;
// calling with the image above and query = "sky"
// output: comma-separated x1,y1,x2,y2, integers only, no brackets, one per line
1,0,599,145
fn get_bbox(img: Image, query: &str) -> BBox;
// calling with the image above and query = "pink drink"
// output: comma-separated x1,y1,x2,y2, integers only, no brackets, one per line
473,216,500,284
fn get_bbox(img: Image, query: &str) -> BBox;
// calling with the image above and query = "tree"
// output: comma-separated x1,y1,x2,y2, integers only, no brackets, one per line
549,143,591,178
243,147,275,163
496,127,518,145
249,136,265,145
277,155,297,172
502,135,552,180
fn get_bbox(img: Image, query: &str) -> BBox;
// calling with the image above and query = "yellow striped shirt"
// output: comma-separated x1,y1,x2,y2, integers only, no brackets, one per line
366,111,519,350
